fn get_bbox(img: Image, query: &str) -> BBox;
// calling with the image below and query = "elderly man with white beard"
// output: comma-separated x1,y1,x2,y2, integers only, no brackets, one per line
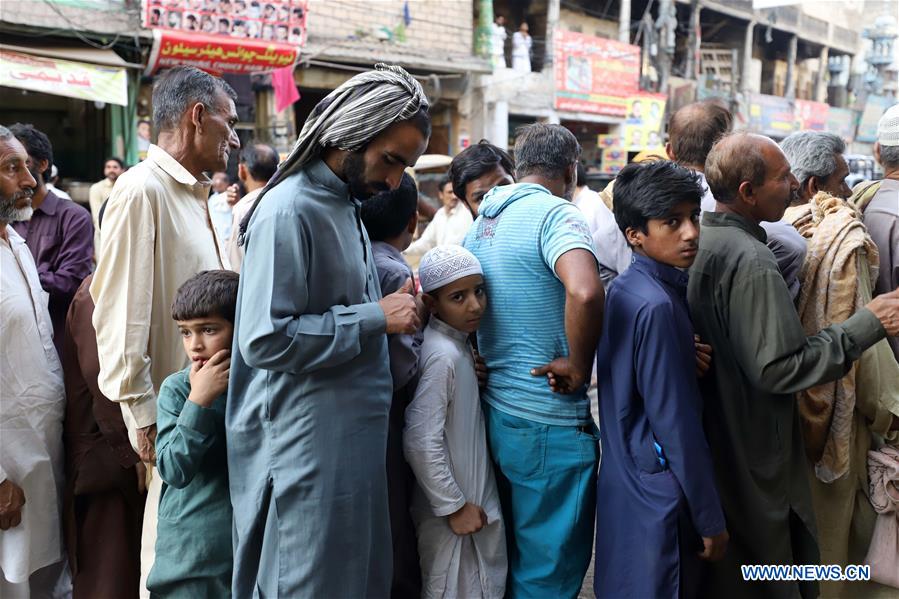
0,125,70,597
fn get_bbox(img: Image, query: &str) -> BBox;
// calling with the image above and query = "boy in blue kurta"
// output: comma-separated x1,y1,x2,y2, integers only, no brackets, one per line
147,270,238,598
594,161,728,598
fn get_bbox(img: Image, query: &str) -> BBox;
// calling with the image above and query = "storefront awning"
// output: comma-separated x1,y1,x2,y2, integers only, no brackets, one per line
0,46,133,106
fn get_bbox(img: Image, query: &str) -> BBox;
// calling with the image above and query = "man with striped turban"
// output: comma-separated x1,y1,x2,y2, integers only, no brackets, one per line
227,64,430,597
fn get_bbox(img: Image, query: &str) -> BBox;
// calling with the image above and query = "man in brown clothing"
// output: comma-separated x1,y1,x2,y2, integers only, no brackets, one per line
62,274,145,599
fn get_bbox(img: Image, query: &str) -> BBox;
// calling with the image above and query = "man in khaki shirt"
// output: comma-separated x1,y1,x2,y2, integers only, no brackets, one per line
90,66,239,596
87,157,123,254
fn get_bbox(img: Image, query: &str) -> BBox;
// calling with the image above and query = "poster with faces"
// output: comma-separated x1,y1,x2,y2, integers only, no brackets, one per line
144,0,307,44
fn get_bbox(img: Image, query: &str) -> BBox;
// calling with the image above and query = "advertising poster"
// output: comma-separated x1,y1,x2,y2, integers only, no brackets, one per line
793,99,829,131
0,49,128,106
143,0,307,44
747,93,797,138
599,146,627,176
623,93,666,150
553,31,641,117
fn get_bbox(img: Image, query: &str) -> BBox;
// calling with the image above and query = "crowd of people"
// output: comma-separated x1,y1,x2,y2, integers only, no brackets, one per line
1,61,899,599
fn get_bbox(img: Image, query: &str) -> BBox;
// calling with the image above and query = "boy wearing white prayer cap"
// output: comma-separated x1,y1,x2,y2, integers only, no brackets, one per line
403,245,507,598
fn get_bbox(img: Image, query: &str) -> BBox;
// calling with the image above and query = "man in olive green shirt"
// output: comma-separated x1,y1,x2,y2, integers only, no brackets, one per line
687,132,899,599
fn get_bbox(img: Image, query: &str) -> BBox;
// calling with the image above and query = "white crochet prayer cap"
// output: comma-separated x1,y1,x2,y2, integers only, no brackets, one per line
877,103,899,146
419,245,484,293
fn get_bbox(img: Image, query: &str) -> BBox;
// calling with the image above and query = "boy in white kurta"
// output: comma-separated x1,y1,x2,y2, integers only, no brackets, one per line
404,246,506,599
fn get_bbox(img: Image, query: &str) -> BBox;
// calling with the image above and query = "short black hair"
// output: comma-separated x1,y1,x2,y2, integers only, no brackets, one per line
239,142,279,182
514,123,580,180
105,156,124,168
9,123,53,182
171,270,240,324
438,172,452,191
613,160,703,238
576,161,587,186
360,172,418,241
449,140,514,202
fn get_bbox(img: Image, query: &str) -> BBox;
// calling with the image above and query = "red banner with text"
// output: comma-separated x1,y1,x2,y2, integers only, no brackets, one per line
145,29,299,75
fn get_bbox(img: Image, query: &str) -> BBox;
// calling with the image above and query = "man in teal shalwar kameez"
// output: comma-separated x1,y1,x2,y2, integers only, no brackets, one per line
227,65,430,598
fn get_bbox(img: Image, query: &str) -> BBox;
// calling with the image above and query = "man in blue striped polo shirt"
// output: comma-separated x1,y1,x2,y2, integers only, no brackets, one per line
463,124,604,598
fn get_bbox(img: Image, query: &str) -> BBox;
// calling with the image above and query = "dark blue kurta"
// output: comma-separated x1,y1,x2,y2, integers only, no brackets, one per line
594,254,725,598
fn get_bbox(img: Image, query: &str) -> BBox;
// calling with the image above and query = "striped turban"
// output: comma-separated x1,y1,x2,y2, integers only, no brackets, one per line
238,63,429,243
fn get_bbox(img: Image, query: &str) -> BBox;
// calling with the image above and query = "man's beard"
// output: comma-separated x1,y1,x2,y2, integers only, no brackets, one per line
343,151,389,200
0,189,33,223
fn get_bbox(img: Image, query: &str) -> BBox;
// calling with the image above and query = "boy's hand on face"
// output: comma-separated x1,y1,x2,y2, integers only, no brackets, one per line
694,335,712,378
698,529,729,562
188,349,231,408
448,502,488,536
531,357,587,394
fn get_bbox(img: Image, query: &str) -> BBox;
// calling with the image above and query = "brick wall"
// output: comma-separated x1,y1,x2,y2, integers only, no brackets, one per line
306,0,473,58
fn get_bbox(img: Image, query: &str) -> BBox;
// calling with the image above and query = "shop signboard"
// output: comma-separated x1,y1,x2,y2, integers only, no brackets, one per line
145,29,300,75
142,0,306,74
0,49,128,106
856,95,895,143
553,30,641,117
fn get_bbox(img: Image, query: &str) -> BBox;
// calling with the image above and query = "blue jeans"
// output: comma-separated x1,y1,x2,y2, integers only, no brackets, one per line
483,403,599,599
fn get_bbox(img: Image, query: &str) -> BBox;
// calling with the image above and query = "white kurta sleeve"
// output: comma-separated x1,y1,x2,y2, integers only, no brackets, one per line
403,351,466,517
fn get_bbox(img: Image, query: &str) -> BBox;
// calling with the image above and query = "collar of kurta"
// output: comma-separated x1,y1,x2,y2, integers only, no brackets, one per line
306,158,354,205
631,252,688,291
429,315,471,344
701,210,767,243
147,144,212,188
34,189,61,216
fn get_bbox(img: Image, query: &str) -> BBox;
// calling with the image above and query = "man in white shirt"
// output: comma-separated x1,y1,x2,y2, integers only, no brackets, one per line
207,170,234,245
404,174,473,263
573,162,632,288
0,125,70,597
227,141,279,271
90,66,237,597
88,157,124,253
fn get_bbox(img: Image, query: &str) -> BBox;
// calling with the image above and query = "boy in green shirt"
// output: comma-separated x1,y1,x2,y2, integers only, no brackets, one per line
147,270,238,598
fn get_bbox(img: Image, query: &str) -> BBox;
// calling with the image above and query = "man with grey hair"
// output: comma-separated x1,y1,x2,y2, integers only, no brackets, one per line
463,123,604,596
780,131,852,203
854,103,899,361
780,128,899,597
0,125,70,596
90,66,236,596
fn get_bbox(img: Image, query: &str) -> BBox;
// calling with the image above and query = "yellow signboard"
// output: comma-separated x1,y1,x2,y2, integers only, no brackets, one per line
0,50,128,106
